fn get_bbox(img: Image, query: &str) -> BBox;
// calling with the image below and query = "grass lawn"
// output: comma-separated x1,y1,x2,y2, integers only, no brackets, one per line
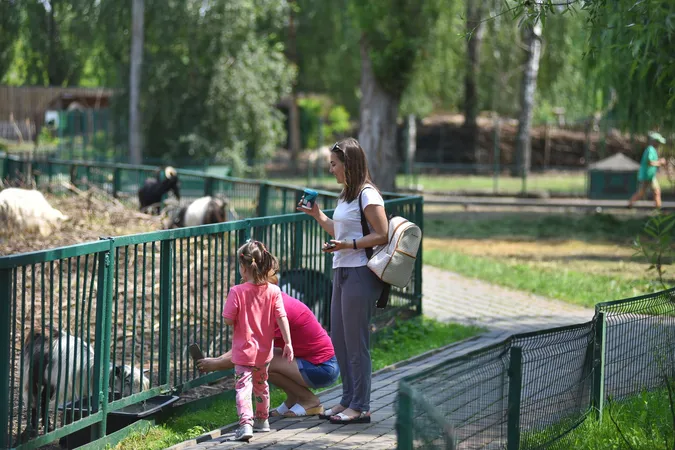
268,172,674,196
526,389,674,449
269,173,589,194
113,317,483,450
423,206,670,307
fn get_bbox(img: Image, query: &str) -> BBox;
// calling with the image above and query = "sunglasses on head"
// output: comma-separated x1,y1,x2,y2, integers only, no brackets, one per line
330,141,342,152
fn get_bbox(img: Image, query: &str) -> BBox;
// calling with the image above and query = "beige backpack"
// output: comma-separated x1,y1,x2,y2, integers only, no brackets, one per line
359,188,422,289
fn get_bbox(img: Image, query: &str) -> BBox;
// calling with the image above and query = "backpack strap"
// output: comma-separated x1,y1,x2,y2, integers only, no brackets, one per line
358,186,374,259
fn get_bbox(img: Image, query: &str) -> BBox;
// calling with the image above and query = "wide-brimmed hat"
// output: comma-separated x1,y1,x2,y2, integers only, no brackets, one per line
648,131,667,144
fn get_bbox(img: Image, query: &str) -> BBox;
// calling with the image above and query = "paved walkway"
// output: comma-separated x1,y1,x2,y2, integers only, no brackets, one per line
170,266,594,450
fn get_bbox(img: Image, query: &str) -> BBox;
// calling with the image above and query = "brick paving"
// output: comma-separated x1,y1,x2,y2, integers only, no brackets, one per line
168,265,594,450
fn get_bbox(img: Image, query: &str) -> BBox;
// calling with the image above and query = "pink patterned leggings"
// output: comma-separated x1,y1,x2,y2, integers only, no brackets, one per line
234,364,270,426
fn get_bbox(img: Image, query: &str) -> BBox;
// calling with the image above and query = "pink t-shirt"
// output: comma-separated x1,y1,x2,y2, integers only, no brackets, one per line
273,293,335,365
222,282,287,367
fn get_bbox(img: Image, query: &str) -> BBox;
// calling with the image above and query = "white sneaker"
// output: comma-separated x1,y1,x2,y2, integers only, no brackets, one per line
234,424,253,441
253,418,270,432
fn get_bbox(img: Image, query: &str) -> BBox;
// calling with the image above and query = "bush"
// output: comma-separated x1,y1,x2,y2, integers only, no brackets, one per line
298,95,352,149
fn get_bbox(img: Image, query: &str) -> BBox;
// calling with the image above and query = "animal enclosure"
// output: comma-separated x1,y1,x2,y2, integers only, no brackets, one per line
0,155,423,449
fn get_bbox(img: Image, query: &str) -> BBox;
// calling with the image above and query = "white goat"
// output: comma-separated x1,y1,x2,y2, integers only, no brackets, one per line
0,188,68,237
21,327,150,437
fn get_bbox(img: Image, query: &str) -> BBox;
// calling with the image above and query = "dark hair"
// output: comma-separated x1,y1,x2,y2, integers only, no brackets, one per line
238,240,279,285
330,137,378,203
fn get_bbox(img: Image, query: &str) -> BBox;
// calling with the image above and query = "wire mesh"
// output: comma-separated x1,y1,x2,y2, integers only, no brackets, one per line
4,244,110,449
596,288,675,401
398,322,595,450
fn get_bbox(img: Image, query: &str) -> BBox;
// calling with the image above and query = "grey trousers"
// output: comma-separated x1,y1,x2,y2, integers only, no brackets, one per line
331,266,384,412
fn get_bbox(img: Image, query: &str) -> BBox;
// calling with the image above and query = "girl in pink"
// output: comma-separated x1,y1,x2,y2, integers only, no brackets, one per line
222,240,294,442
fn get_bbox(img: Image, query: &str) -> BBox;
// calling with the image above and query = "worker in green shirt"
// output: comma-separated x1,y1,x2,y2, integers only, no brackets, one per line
628,131,667,209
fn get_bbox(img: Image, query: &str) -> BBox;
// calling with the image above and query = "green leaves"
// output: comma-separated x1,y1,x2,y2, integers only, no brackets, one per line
351,0,441,98
633,212,675,289
0,0,20,82
513,0,675,131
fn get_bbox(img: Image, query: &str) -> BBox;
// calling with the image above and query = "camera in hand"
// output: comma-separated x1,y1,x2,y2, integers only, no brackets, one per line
323,242,337,251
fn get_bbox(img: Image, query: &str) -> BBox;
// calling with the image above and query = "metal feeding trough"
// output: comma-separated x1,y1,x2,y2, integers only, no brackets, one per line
58,393,179,449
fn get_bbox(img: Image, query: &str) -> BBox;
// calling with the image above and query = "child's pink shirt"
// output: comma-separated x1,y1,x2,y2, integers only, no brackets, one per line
222,282,287,367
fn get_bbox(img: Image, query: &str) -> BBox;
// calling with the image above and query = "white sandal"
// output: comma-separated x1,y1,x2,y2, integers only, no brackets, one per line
319,405,345,420
283,403,324,417
269,402,290,417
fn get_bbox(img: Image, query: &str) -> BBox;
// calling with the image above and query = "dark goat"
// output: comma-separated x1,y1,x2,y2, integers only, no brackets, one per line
20,327,149,441
278,268,333,329
138,166,180,212
167,196,229,229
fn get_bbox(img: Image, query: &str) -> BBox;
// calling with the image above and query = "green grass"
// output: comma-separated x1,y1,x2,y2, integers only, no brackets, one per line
113,317,483,450
371,317,483,370
425,211,648,244
270,173,587,193
423,249,656,308
272,172,675,195
526,389,674,449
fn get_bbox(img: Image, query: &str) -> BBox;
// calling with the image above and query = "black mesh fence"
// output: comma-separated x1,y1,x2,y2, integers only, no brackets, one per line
597,288,675,401
397,322,596,450
397,287,675,449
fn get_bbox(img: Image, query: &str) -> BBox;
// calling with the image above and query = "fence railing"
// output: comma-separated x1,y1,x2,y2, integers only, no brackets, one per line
0,154,424,450
396,287,675,449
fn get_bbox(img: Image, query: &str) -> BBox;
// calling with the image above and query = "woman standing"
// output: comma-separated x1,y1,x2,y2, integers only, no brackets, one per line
298,138,388,424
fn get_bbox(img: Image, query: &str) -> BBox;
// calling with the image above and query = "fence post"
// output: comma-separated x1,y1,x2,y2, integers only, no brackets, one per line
159,240,174,386
396,382,414,450
414,199,423,316
493,117,501,194
293,192,304,268
112,167,121,198
204,176,214,197
91,241,114,440
591,312,606,421
70,164,77,186
236,225,251,285
0,268,11,449
584,122,592,195
46,161,53,192
257,183,269,217
507,346,523,450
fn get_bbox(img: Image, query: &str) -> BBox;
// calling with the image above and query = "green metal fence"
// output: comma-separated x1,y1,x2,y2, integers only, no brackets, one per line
0,153,347,217
396,287,675,450
0,154,424,450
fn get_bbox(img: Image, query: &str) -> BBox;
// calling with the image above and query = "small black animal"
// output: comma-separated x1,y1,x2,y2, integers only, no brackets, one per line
138,166,180,213
278,268,333,329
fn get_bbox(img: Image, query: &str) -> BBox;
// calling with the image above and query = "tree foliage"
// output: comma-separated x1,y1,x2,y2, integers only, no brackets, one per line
16,0,100,86
96,0,293,174
513,0,675,131
351,0,441,100
0,0,21,82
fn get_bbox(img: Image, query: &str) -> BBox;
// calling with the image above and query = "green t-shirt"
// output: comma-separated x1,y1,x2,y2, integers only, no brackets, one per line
638,145,658,181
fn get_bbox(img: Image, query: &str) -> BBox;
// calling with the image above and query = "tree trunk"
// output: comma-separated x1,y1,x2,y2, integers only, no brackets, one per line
463,0,486,165
514,19,542,178
47,0,58,85
129,0,144,165
358,37,399,192
287,0,301,170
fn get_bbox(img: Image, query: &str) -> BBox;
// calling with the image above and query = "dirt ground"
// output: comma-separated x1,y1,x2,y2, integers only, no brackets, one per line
0,188,240,448
0,190,163,256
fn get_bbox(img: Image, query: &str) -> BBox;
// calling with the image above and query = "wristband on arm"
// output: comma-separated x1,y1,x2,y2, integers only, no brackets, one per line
353,239,357,250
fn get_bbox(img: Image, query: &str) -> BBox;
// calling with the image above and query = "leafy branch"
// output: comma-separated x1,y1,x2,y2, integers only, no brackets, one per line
634,212,675,290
